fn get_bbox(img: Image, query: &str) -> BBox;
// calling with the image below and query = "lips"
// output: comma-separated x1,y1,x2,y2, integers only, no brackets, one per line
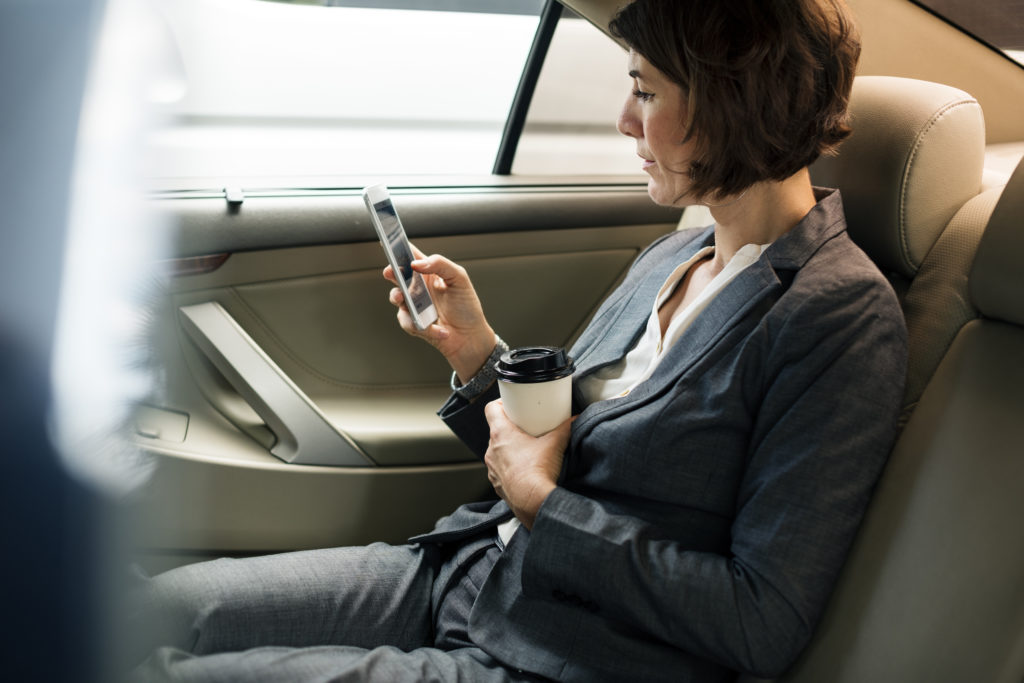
638,153,655,170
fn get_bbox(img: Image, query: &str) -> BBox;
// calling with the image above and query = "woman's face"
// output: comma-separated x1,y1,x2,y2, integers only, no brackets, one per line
617,51,696,207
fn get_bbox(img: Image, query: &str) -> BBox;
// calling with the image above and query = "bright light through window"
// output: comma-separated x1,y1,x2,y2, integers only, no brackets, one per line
148,0,539,184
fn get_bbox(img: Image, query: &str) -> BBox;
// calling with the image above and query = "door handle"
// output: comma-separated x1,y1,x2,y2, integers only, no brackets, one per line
179,301,375,467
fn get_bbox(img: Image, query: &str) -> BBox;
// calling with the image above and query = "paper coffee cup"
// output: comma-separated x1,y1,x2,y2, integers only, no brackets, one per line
495,346,575,437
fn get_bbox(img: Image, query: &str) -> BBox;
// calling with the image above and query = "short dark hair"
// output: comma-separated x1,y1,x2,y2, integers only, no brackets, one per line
609,0,861,201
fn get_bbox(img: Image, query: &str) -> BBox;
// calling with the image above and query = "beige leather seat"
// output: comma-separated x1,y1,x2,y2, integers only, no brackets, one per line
734,77,1020,682
778,155,1024,683
810,76,992,421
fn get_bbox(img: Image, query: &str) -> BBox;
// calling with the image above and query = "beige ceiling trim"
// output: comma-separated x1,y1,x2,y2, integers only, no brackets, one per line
851,0,1024,144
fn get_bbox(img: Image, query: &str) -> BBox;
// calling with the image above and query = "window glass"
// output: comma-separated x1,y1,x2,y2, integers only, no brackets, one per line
914,0,1024,65
147,0,540,185
513,13,642,176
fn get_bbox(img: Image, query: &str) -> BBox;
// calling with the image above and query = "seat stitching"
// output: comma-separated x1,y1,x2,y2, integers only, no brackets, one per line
898,98,981,276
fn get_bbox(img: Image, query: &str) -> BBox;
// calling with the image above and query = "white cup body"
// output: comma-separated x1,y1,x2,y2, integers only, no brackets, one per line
497,374,573,437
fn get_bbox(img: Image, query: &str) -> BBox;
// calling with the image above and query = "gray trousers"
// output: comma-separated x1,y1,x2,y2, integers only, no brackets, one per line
128,540,536,682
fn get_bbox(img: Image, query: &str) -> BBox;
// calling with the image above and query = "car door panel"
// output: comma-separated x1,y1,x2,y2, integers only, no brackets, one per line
130,183,682,567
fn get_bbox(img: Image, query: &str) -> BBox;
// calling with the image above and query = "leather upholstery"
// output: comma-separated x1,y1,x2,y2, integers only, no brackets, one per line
970,159,1024,325
811,76,985,278
777,157,1024,682
898,187,999,419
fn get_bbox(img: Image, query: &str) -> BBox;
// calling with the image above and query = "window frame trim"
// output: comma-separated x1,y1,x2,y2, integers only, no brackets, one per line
907,0,1024,69
492,0,563,175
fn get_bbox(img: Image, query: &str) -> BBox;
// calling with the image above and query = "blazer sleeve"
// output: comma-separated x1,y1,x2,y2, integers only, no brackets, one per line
519,277,908,678
437,383,501,460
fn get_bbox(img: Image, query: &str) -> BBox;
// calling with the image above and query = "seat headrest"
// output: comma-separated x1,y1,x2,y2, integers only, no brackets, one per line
970,158,1024,325
811,76,985,278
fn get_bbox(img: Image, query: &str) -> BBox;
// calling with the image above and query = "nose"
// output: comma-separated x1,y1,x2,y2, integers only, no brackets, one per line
617,95,640,139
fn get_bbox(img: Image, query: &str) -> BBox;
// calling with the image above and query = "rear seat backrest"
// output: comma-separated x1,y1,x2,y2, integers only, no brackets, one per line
779,158,1024,683
969,162,1024,327
810,75,988,418
898,186,1002,419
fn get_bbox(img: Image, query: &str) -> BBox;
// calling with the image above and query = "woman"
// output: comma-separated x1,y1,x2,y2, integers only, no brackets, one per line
132,1,906,681
386,0,905,679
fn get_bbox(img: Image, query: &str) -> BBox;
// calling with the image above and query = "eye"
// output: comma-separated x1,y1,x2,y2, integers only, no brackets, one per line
632,88,654,102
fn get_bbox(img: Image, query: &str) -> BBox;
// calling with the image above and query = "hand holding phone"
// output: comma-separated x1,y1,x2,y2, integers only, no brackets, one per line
363,184,439,330
370,185,499,381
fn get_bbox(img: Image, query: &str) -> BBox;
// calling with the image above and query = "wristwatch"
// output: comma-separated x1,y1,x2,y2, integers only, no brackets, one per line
451,336,509,401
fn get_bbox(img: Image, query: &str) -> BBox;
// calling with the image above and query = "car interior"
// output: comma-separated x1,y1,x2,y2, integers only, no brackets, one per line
3,0,1021,680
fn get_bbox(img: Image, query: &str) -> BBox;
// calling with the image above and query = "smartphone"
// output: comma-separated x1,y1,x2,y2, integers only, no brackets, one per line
362,184,439,330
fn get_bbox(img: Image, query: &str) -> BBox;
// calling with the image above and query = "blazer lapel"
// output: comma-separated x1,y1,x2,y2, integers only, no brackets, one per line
631,258,782,401
565,187,847,457
572,229,715,379
569,256,784,450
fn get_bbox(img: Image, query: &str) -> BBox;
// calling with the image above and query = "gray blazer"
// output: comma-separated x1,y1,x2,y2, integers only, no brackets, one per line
415,189,907,682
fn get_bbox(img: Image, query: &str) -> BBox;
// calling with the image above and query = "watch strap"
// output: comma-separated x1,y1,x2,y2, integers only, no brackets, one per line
451,335,509,402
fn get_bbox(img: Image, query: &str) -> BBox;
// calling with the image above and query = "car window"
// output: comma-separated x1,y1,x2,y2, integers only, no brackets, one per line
147,0,543,186
914,0,1024,65
512,11,641,176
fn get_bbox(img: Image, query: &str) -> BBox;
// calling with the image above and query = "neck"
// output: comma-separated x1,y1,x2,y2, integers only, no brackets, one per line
704,168,816,268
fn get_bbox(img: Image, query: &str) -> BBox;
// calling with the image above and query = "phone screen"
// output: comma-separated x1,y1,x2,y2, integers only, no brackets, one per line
373,198,434,318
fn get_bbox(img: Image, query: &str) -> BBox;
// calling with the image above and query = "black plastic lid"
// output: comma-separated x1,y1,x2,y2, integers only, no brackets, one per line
495,346,575,383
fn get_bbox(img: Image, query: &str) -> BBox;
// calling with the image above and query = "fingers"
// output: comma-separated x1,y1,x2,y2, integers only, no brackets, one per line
542,416,574,452
410,253,468,287
386,252,475,303
392,296,450,343
484,399,512,432
485,400,575,441
383,249,459,283
483,447,505,498
484,399,503,418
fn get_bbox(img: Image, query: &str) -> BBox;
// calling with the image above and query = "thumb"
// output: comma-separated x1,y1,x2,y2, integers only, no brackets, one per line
411,254,468,287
